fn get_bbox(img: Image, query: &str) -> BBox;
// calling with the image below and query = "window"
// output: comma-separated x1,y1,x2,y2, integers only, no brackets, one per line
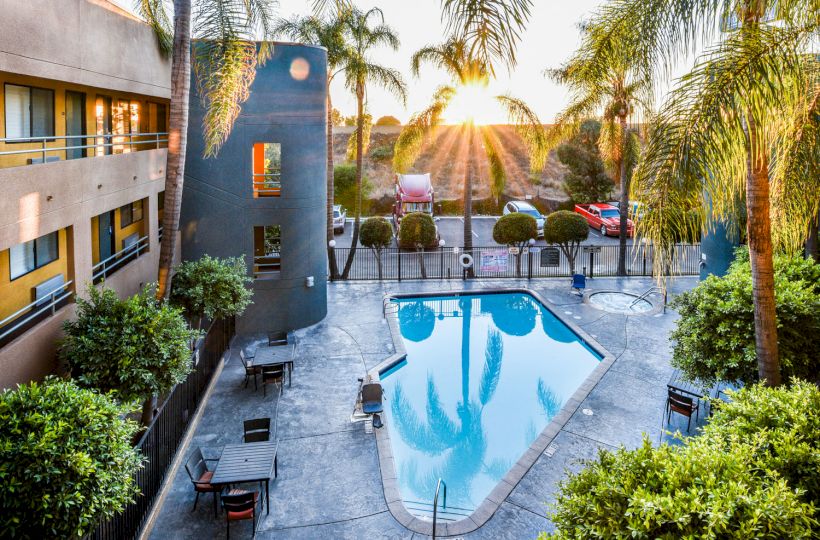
9,231,59,280
253,225,281,278
120,200,144,228
252,142,282,197
4,84,54,140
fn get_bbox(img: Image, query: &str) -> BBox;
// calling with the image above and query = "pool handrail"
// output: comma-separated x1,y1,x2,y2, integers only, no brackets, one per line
432,478,447,539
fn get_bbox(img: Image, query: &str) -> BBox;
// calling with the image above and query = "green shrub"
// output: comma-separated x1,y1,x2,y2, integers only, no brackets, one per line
555,119,614,204
0,378,143,538
493,213,537,277
334,164,373,213
360,217,394,280
60,286,197,425
375,115,401,126
398,212,437,249
544,211,589,274
171,255,253,330
670,249,820,386
369,144,394,162
544,382,820,539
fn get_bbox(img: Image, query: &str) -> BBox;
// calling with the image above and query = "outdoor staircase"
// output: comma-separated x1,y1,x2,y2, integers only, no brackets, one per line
403,499,474,522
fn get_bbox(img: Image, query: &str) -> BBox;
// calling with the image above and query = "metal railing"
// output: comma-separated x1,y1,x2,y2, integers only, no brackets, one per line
92,317,235,540
330,243,702,281
0,132,168,165
432,478,447,540
252,176,282,196
92,235,150,284
0,280,74,343
253,254,281,279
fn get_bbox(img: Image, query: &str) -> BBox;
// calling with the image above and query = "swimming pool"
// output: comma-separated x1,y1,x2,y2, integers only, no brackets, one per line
379,291,604,522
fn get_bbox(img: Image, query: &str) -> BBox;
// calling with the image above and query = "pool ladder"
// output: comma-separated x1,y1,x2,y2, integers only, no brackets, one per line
432,478,447,539
382,297,398,317
630,286,667,311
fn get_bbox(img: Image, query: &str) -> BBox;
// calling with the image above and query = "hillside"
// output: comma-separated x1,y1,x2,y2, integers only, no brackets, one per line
332,125,569,202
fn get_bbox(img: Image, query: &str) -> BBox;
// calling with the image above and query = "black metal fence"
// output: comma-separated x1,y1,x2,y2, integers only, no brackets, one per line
92,317,235,540
330,244,701,281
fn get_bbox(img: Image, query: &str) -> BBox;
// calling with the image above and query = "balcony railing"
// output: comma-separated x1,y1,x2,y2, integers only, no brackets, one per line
0,132,168,167
0,280,74,343
92,235,150,284
252,174,282,196
253,254,281,279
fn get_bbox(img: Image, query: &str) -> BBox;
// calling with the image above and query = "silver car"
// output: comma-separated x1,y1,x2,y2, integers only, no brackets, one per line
502,201,545,237
333,205,346,233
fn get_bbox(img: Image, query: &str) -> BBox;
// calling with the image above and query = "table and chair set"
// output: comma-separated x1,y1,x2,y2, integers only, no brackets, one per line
665,369,741,432
183,332,294,538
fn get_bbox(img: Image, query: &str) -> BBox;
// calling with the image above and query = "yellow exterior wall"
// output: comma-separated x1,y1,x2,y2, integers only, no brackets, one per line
115,199,147,252
0,72,169,169
0,228,71,322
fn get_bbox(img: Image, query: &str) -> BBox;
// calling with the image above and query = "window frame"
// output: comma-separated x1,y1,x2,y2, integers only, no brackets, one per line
252,142,282,197
9,231,60,281
3,83,56,143
253,225,282,279
120,200,144,228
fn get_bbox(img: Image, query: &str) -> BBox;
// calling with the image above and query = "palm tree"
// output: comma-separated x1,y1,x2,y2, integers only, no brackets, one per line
545,30,648,277
586,0,820,385
138,0,277,299
393,37,547,265
339,8,407,279
274,11,351,280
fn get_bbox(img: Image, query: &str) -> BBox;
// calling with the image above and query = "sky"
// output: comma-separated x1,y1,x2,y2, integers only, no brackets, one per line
110,0,618,124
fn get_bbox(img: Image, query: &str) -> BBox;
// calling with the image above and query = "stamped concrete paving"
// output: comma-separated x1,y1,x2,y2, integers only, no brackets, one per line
147,277,699,539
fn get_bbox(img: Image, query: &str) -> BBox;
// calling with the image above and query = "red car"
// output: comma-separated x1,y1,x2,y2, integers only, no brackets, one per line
575,203,634,237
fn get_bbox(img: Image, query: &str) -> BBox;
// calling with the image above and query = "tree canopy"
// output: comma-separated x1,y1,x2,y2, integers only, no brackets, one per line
375,115,401,126
360,217,393,249
493,213,537,247
544,210,589,274
398,212,438,249
555,119,613,203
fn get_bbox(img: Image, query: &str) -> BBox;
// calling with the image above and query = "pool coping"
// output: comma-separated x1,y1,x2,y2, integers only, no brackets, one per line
369,287,617,537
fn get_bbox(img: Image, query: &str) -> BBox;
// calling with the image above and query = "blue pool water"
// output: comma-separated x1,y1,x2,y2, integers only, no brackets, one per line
381,292,602,516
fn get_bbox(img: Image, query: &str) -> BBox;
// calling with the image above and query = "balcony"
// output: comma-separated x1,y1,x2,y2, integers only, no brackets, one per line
92,234,150,284
0,280,74,347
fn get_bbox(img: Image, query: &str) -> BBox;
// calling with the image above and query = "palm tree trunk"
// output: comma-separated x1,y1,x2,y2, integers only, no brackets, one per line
141,394,157,427
805,210,819,262
460,297,471,407
327,88,340,280
464,125,475,277
156,0,192,300
341,81,364,278
616,115,629,277
746,115,780,386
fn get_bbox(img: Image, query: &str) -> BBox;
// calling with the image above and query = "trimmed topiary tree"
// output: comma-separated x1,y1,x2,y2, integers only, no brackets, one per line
398,212,437,279
0,378,143,538
170,254,253,330
360,217,393,280
542,380,820,539
60,285,198,426
493,213,537,277
670,249,820,386
543,211,589,274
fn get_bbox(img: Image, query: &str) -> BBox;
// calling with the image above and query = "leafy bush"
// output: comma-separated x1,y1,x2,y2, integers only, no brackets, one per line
0,378,142,538
334,164,373,214
543,381,820,539
375,115,401,126
61,286,197,424
555,119,614,203
360,217,394,279
369,144,394,162
171,255,253,330
544,211,589,274
493,213,537,277
670,249,820,385
398,212,437,249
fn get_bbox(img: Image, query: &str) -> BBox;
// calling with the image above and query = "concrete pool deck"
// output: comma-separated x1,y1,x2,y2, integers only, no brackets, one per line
146,276,701,539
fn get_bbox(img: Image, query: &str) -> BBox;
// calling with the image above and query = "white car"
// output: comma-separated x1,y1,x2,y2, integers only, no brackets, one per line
502,201,545,237
333,205,346,233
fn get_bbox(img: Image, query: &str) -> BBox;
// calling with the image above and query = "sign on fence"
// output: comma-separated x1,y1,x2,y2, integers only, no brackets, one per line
480,250,509,272
508,246,520,255
540,247,560,267
584,246,602,254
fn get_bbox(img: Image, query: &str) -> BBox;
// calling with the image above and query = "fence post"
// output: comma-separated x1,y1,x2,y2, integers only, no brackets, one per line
398,250,402,282
440,249,444,278
589,251,594,279
527,251,532,279
642,248,647,276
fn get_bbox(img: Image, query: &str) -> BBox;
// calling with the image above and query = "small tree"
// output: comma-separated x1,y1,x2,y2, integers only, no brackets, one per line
670,250,820,386
334,164,373,214
0,378,143,538
544,211,589,274
60,286,197,426
170,255,253,331
493,213,537,277
375,115,401,126
360,217,393,280
398,212,437,279
555,119,614,203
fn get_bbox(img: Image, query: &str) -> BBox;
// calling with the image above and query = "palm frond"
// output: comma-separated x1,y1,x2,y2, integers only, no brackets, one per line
496,94,548,173
478,329,503,406
135,0,173,55
346,112,372,161
393,86,455,173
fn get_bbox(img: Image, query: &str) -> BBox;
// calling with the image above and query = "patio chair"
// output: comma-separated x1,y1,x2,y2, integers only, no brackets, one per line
221,489,260,539
666,388,699,431
243,418,271,443
239,350,259,390
261,365,285,397
184,447,221,517
571,273,586,295
361,383,384,415
267,331,288,347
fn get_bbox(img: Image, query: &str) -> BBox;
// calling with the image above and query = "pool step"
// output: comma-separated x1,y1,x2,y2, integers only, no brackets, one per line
403,499,474,522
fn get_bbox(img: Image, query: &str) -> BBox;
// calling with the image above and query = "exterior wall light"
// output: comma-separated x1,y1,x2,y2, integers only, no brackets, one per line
328,240,336,248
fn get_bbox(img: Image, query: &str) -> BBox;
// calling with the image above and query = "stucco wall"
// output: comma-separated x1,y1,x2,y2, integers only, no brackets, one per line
0,0,170,98
181,43,328,334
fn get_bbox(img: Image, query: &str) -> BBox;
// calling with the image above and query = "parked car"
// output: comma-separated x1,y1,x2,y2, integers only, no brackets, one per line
608,200,645,221
502,201,545,237
333,205,346,233
575,203,634,237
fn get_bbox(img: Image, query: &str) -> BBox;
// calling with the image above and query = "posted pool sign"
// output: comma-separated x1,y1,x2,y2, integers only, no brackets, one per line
480,250,509,272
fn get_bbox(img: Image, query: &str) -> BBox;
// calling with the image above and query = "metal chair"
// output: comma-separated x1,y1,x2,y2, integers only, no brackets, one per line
239,350,259,390
666,388,699,431
267,331,288,346
221,489,260,538
243,418,271,443
261,365,285,397
184,448,221,517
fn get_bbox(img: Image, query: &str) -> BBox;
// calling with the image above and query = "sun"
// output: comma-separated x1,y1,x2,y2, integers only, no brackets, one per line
446,81,502,126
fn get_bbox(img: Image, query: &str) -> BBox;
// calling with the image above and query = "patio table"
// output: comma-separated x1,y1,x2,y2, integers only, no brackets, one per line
666,369,712,400
210,441,278,514
253,345,294,387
